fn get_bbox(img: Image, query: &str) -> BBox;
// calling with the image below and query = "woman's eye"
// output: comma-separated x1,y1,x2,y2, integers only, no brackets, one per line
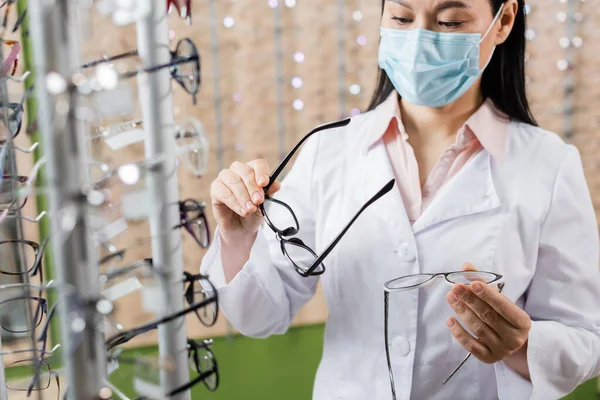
391,16,413,25
438,21,464,28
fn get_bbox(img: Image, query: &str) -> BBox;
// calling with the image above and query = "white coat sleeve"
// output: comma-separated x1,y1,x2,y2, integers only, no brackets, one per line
496,145,600,400
199,136,321,338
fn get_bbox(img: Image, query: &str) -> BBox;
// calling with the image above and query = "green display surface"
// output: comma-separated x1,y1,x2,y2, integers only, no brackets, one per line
4,323,599,399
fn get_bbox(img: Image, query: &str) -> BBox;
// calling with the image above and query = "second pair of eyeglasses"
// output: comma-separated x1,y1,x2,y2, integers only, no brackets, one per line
260,118,395,278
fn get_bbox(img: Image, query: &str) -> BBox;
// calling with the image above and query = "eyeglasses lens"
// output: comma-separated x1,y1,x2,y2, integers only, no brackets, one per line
386,274,434,290
0,240,37,277
173,39,198,94
190,277,217,326
197,347,218,390
189,216,209,248
6,359,51,391
282,240,323,276
262,198,299,235
0,176,26,211
178,122,208,176
446,271,498,285
0,106,19,141
0,297,44,333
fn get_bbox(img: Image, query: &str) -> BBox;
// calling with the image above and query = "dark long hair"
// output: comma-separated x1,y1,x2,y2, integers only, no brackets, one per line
367,0,537,126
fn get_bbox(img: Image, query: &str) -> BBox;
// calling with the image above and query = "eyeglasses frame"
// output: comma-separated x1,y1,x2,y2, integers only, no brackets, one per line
260,118,396,278
383,271,504,399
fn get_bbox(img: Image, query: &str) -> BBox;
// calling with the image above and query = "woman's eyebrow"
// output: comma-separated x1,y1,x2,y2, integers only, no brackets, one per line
435,1,473,12
387,0,413,10
386,0,473,12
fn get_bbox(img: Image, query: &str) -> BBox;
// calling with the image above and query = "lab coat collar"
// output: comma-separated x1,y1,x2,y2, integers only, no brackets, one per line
356,130,501,236
412,149,501,234
362,92,510,164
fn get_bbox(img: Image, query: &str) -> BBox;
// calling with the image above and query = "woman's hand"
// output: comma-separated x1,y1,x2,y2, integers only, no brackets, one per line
445,264,531,377
210,160,281,243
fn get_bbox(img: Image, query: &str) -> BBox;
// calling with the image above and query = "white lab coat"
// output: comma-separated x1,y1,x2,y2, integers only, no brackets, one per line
200,111,600,400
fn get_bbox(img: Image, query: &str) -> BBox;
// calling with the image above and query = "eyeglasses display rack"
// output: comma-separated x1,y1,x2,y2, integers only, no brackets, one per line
28,0,111,397
15,0,205,397
134,0,191,397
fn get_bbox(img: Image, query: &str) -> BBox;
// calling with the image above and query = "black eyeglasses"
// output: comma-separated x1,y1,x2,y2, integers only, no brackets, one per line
176,199,210,248
183,271,218,327
0,237,49,285
260,118,395,277
99,260,218,328
105,273,218,349
81,38,201,104
167,338,219,396
98,198,211,266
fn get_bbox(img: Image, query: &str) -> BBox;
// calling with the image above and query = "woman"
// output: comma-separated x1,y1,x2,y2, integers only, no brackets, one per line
202,0,600,399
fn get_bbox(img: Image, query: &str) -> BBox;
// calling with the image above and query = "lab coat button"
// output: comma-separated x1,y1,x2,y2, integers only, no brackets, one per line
397,243,415,262
392,337,410,357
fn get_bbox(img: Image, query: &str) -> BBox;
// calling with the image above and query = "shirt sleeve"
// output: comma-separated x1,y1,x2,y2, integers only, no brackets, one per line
199,136,321,338
496,145,600,400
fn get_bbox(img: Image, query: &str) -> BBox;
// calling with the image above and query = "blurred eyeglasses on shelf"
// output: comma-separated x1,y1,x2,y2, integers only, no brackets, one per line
383,271,504,399
89,117,209,177
0,237,49,287
81,37,201,104
0,155,45,212
0,85,32,144
99,258,218,330
95,197,210,260
105,272,218,350
167,338,219,396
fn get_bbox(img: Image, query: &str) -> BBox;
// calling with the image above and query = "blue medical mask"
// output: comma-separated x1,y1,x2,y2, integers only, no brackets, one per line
378,4,505,108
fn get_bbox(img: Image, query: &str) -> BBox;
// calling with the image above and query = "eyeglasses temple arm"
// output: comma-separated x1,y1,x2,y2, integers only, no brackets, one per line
306,179,395,272
265,118,351,190
120,54,197,79
81,49,139,69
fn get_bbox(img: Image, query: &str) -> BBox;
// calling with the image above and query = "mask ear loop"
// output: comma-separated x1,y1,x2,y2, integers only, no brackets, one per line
479,2,506,44
478,2,506,70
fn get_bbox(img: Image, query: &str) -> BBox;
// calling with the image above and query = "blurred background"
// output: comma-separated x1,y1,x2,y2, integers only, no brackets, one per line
3,0,599,398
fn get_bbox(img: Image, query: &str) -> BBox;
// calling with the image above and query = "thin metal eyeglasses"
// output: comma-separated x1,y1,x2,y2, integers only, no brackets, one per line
5,357,61,400
81,37,201,104
383,271,504,399
167,338,219,396
260,118,395,277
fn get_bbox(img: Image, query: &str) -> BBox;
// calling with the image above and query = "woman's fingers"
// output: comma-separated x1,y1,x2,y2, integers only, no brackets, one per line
446,317,493,363
230,161,263,206
210,158,281,221
446,290,503,357
247,159,272,188
217,169,255,217
210,178,243,215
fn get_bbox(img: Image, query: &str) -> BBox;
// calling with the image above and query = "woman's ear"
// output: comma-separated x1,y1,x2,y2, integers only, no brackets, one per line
495,0,519,45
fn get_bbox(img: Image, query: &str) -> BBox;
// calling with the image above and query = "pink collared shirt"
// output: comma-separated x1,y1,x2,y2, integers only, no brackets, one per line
368,92,510,223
